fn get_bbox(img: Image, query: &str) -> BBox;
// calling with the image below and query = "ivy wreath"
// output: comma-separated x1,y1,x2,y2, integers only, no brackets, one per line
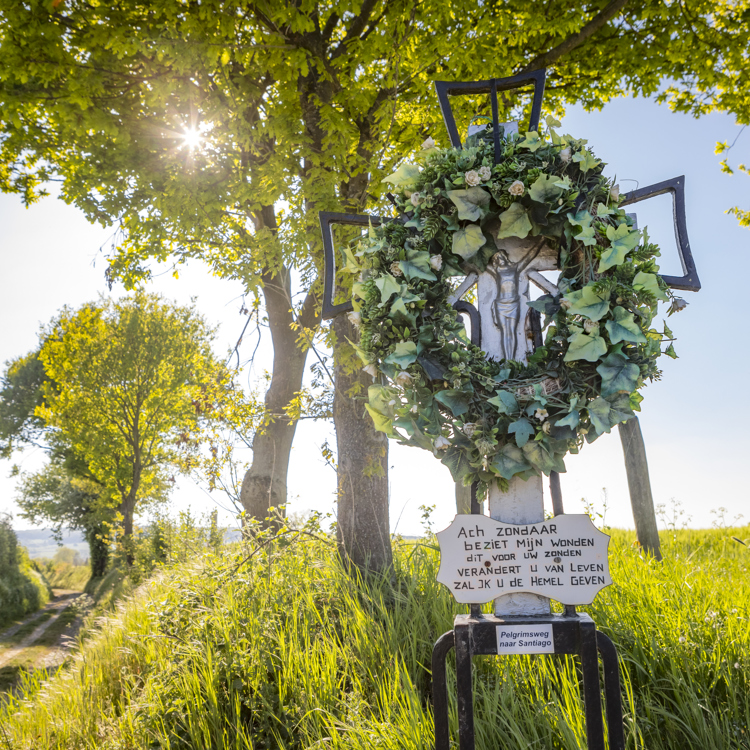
342,117,686,495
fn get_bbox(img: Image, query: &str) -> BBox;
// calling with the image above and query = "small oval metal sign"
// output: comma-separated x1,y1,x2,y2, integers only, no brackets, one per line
436,514,612,605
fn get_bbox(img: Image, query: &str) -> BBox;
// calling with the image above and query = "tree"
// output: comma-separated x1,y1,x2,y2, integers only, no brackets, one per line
5,294,229,564
1,0,748,569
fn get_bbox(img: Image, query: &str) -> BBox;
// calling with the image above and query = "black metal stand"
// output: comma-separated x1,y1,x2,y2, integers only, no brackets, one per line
432,612,625,750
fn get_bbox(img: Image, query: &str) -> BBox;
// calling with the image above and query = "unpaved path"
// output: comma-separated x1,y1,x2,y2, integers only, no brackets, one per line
0,591,84,669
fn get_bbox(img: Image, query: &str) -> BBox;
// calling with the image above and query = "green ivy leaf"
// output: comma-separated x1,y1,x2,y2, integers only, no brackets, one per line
665,343,678,359
629,391,644,412
607,393,635,425
497,202,532,239
596,350,640,397
528,173,563,203
522,440,564,475
364,403,394,436
487,389,518,415
600,223,640,271
491,443,532,480
446,187,491,221
567,209,593,228
555,409,580,428
375,274,401,303
508,417,534,447
382,163,421,187
587,397,612,435
564,331,608,362
383,341,418,369
433,389,471,416
399,248,436,282
518,130,542,151
633,271,669,301
389,297,417,328
368,384,396,416
441,445,473,483
564,285,610,321
572,149,600,172
574,226,597,246
605,306,647,344
452,224,487,260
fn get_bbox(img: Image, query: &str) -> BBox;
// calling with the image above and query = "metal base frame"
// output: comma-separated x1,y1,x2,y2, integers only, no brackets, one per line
432,612,624,750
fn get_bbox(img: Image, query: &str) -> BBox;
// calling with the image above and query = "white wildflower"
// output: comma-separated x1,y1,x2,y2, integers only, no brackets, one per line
395,371,413,387
410,191,422,207
390,261,403,277
347,311,361,327
508,180,525,196
388,399,396,406
535,408,549,422
478,165,492,181
421,136,436,150
559,147,572,163
610,184,620,201
465,170,481,187
434,435,450,451
410,404,418,413
583,319,598,334
429,254,443,271
735,662,741,669
462,422,478,438
679,636,686,643
363,363,378,378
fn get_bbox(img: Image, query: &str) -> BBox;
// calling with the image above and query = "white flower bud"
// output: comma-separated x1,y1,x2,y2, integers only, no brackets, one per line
542,421,551,434
421,136,436,150
671,297,689,313
560,299,572,311
429,254,443,271
610,184,620,201
410,191,422,207
559,147,572,163
508,180,525,196
363,364,378,378
462,422,477,438
395,371,412,386
347,311,361,327
583,319,598,334
478,165,491,181
434,435,450,450
390,261,403,277
465,170,481,187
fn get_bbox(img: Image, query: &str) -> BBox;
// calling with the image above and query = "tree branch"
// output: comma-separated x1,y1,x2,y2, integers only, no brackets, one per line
518,0,630,73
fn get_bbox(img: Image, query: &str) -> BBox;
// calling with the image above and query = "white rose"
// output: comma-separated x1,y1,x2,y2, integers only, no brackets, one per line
395,371,412,386
462,422,477,438
434,435,450,451
363,364,378,378
390,261,403,277
535,408,549,422
421,136,436,150
610,184,620,201
508,180,525,196
410,191,422,207
583,319,598,334
465,170,481,187
347,311,361,327
478,165,491,181
429,254,443,271
559,147,572,163
671,297,689,313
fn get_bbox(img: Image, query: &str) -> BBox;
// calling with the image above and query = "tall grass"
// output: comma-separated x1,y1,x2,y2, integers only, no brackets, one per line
1,524,748,749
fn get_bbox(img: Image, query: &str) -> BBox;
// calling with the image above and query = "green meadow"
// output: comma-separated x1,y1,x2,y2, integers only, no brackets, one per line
1,525,748,750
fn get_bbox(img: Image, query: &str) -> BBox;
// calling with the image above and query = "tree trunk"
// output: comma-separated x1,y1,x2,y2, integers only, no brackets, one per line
618,416,662,560
85,522,109,578
120,495,136,566
332,314,392,572
239,264,318,523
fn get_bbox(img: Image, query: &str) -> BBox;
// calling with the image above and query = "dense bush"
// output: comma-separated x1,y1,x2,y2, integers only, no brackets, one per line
0,515,51,629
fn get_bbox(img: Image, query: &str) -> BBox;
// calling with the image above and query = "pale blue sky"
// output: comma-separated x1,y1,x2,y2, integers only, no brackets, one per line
0,94,748,535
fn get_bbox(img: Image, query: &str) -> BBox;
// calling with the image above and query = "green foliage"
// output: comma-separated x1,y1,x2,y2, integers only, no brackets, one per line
0,515,51,629
2,525,749,749
353,129,684,489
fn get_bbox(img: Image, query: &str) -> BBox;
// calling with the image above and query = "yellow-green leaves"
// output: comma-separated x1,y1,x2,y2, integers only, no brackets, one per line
634,271,669,301
564,330,608,362
573,149,600,173
382,163,420,188
496,202,532,239
518,130,542,152
383,341,418,369
375,274,401,303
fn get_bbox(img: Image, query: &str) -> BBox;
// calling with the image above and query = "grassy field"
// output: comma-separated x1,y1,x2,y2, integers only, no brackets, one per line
1,523,748,749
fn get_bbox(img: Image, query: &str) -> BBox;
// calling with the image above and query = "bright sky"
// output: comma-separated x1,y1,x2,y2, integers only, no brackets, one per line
1,95,748,537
